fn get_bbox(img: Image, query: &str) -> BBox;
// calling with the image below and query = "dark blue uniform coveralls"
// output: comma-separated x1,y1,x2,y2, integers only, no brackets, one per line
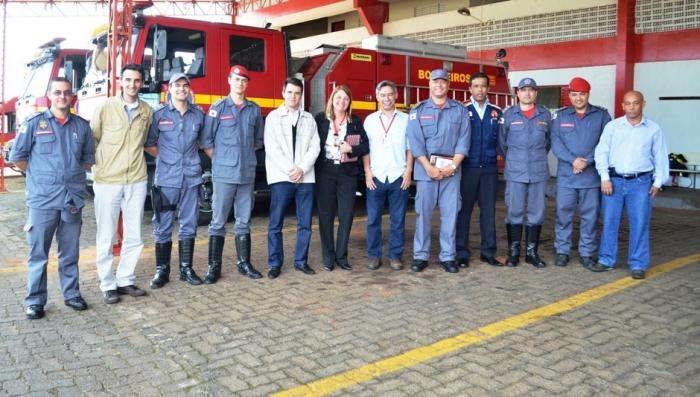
199,96,264,281
146,102,205,287
10,110,95,307
456,102,502,264
551,105,611,260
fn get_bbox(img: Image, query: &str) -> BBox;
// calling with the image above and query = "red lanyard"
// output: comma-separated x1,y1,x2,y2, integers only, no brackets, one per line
380,112,396,139
332,114,347,136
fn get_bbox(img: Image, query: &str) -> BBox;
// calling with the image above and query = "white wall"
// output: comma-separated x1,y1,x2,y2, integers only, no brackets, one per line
635,60,700,165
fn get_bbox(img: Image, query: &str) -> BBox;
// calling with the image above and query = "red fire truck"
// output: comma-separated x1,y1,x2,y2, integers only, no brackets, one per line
76,1,513,223
1,39,90,171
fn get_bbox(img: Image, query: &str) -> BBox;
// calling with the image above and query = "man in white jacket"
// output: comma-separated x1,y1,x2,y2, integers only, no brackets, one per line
264,77,321,278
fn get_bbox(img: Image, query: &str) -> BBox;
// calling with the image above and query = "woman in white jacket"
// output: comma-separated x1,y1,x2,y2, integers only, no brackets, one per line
264,77,321,279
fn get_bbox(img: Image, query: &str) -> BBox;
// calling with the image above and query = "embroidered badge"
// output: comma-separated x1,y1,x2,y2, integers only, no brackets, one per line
510,121,524,125
159,120,175,125
491,110,499,120
498,117,504,124
208,109,218,118
38,119,49,129
409,113,417,120
220,115,235,120
34,130,54,135
419,115,434,120
18,124,28,135
560,123,575,127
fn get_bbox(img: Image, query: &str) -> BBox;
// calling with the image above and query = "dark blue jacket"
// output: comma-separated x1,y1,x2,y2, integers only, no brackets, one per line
464,102,502,168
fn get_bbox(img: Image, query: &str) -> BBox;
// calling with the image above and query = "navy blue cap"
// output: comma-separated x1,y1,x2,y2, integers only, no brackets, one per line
430,69,449,81
518,77,537,90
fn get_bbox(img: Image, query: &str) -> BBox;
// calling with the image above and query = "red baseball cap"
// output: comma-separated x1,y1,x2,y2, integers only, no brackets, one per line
229,65,250,80
569,77,591,93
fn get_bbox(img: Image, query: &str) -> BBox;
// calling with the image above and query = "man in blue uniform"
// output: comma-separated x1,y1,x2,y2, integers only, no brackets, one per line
456,72,504,268
10,77,95,319
592,90,669,279
145,73,204,288
499,77,551,268
200,65,264,283
407,69,470,273
551,77,611,267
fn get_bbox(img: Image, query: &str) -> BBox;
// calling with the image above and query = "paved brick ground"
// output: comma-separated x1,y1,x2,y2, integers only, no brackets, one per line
1,175,699,396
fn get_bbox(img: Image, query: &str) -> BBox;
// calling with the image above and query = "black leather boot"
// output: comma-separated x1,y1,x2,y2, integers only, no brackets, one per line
150,241,172,289
506,224,523,267
204,236,224,284
235,234,262,279
179,239,203,285
525,225,547,268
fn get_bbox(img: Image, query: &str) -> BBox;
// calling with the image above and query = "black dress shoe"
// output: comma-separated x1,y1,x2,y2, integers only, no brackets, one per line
64,296,88,311
480,255,504,267
439,261,459,273
457,258,470,268
26,305,45,320
585,262,614,273
116,285,147,297
411,260,428,272
323,264,334,271
103,290,120,304
631,269,646,279
555,254,570,267
295,264,316,275
268,268,281,279
336,262,352,271
579,256,595,268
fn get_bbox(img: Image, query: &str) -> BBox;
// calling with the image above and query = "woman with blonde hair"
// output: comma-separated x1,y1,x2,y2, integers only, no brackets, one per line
314,85,369,271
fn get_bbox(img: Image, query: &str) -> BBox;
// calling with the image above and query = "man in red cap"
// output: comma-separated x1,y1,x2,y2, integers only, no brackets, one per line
551,77,611,267
199,65,264,283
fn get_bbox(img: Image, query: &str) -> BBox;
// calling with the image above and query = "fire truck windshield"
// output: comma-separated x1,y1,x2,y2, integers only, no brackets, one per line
21,59,54,98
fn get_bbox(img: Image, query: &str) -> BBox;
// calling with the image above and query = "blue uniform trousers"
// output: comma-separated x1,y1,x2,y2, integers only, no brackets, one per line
152,185,200,243
456,167,499,260
414,175,461,262
599,174,652,270
366,176,409,260
267,182,314,269
24,207,82,306
505,180,547,225
209,182,254,236
554,186,600,256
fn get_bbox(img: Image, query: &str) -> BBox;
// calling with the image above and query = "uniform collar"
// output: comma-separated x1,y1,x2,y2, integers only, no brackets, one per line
225,95,249,109
428,98,453,109
563,105,596,116
42,109,71,123
167,100,194,114
468,99,489,110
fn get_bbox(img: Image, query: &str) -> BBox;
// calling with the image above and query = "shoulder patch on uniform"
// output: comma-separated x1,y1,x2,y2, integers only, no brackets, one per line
552,112,558,120
18,124,28,135
498,117,505,124
208,109,218,118
409,113,417,120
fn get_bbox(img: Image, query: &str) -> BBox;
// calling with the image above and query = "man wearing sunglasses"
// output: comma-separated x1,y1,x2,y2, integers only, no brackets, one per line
11,77,95,319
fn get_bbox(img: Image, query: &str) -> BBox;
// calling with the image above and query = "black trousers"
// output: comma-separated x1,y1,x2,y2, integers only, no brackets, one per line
315,163,358,266
456,166,499,259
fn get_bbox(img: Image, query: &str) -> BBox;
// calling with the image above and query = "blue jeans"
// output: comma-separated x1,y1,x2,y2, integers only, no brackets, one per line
366,176,409,260
268,182,314,269
599,174,652,270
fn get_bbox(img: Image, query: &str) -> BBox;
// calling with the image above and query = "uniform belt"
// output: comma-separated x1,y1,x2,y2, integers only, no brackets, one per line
609,169,651,179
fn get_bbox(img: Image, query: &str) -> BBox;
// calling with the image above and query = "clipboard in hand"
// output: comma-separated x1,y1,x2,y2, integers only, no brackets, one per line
429,153,454,168
340,134,360,163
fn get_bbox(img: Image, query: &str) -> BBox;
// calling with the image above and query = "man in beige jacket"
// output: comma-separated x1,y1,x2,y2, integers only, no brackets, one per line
264,77,320,279
90,64,152,304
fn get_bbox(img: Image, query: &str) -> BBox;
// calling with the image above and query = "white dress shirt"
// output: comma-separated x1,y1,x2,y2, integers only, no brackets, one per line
363,109,409,183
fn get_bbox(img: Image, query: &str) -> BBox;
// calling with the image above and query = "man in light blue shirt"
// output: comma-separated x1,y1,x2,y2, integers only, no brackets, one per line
591,90,669,279
363,80,412,271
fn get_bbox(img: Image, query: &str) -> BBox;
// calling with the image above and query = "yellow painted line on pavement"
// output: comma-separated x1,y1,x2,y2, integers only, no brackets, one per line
274,252,700,397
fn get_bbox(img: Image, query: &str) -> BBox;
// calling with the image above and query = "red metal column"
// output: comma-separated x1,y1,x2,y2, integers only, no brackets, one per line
354,0,388,35
615,0,636,117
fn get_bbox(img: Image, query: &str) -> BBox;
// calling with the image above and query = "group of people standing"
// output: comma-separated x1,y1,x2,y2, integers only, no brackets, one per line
11,64,668,320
